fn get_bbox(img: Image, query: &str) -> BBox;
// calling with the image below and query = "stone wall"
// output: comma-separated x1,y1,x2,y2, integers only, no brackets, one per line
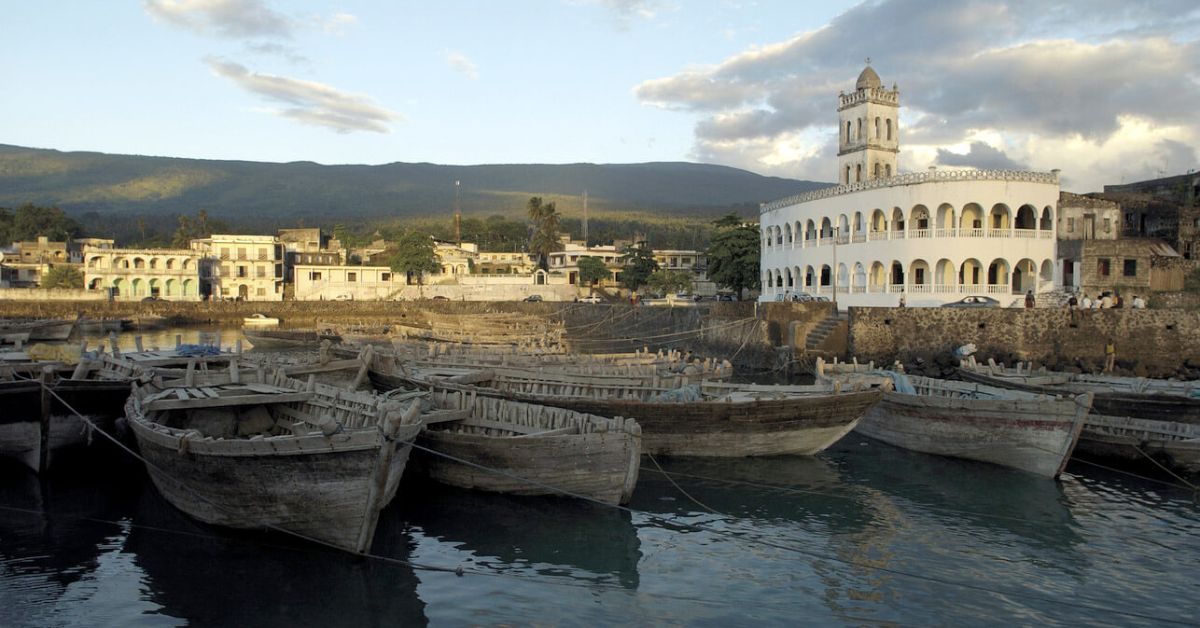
0,288,106,302
848,306,1200,377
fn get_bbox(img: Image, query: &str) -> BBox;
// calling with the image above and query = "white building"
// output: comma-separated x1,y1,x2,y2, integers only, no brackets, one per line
760,66,1060,307
193,234,284,301
82,246,204,300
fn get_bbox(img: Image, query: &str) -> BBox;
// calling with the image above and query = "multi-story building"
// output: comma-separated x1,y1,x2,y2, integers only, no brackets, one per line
548,241,623,286
193,234,284,301
759,65,1060,307
82,245,204,300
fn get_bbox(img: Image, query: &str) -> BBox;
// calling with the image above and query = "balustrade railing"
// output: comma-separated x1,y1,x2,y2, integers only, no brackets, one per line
761,169,1060,213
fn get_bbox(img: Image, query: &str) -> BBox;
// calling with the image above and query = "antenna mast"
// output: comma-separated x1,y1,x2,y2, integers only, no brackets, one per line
454,180,461,245
582,189,589,245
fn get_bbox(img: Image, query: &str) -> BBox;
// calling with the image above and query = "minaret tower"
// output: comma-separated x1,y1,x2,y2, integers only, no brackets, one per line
837,62,900,185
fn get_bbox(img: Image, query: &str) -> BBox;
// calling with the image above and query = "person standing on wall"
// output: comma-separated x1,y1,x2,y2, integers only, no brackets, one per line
1067,293,1078,323
1025,290,1035,309
1104,337,1116,374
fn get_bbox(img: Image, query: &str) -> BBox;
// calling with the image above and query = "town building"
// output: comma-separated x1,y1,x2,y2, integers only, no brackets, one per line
759,65,1060,307
82,245,204,300
192,234,284,301
1099,172,1200,259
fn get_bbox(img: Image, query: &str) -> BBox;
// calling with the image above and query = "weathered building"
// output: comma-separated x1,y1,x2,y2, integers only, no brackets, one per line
761,65,1060,307
1102,171,1200,259
192,234,284,301
82,245,204,300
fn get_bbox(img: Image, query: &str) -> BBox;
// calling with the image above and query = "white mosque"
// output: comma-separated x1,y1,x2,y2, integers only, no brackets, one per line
758,65,1060,307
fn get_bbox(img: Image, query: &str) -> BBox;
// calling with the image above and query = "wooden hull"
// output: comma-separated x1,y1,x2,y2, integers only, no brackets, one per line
856,389,1088,478
0,414,91,472
415,392,641,504
957,368,1200,424
244,330,337,349
373,370,879,457
29,320,76,341
130,417,418,553
1074,413,1200,473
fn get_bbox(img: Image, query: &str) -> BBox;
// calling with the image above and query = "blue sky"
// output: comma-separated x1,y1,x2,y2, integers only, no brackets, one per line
4,1,1199,192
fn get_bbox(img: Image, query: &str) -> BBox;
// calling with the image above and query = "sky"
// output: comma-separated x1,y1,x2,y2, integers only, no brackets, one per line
4,0,1199,193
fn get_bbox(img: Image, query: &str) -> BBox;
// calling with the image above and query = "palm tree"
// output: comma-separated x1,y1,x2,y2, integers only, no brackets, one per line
527,197,563,270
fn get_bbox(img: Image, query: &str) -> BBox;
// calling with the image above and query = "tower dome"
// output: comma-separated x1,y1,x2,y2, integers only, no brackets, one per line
856,66,881,90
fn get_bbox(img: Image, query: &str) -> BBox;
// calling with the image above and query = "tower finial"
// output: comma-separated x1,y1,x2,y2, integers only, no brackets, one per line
865,56,871,66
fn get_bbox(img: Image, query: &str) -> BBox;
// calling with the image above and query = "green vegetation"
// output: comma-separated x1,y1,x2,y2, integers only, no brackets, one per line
386,231,441,285
706,213,761,300
171,209,229,248
618,241,659,291
40,265,83,290
646,269,692,296
0,143,826,245
577,256,609,287
526,197,563,270
0,204,81,243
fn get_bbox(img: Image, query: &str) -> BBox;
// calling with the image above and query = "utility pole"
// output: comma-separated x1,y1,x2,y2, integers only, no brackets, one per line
582,189,589,245
832,226,838,311
453,180,461,245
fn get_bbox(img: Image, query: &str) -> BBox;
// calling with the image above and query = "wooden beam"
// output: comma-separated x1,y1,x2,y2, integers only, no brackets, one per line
144,391,313,412
421,409,471,425
512,425,579,438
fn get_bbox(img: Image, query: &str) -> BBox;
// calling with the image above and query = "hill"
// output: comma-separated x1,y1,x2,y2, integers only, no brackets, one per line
0,144,828,226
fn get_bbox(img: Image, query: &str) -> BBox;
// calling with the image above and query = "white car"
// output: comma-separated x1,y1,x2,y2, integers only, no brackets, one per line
578,295,603,303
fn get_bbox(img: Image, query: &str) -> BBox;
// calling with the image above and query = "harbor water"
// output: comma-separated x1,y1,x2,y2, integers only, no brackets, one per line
2,327,1198,625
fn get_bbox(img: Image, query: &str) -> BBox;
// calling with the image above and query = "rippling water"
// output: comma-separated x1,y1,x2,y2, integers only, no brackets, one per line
2,434,1197,627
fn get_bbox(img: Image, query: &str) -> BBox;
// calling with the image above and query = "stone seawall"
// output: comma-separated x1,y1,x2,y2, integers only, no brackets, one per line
848,307,1200,378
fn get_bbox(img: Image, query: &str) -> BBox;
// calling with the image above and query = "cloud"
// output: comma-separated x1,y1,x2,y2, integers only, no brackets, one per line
936,142,1028,170
205,58,401,133
446,52,479,80
320,12,357,35
143,0,293,39
578,0,668,30
634,0,1200,190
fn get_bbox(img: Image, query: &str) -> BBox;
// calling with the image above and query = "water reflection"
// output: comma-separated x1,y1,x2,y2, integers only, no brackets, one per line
125,479,428,627
392,479,642,589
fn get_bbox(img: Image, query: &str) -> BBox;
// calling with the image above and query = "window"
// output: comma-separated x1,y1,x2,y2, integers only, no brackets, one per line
310,271,323,281
237,266,247,278
1098,258,1111,277
1123,259,1137,276
381,272,391,281
237,247,247,260
257,287,266,297
258,247,268,260
886,118,893,141
885,164,892,177
220,248,230,260
256,266,265,278
1103,218,1111,233
347,272,357,282
1067,217,1075,232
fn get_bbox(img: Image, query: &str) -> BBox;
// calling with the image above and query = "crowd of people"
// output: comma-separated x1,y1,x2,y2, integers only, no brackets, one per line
1067,290,1146,310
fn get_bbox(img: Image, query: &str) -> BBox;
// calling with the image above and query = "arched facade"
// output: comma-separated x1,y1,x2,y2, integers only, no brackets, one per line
759,171,1060,307
81,246,204,301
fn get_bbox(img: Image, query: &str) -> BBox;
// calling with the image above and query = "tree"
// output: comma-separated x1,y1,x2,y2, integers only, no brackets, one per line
387,231,441,285
646,269,693,296
706,213,760,300
526,197,563,270
0,204,81,244
577,256,609,288
618,241,659,292
41,265,83,290
171,209,228,248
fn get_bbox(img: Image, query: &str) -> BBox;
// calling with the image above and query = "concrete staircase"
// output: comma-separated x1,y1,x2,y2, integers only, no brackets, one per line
805,310,849,352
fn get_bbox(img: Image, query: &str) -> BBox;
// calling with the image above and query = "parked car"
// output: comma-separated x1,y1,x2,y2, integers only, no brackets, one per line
717,294,736,301
523,294,543,302
578,295,603,303
431,295,449,301
941,295,1000,308
141,296,161,302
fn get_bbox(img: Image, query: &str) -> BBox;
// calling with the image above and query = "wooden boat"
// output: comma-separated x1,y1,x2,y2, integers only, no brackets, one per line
76,317,130,333
0,361,111,472
956,358,1200,473
244,328,341,350
957,357,1200,423
378,365,881,457
0,318,76,342
243,313,281,327
406,387,641,504
125,367,423,554
816,360,1090,478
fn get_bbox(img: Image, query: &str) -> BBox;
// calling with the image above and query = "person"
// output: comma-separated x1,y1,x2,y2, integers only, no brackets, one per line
1067,293,1078,323
1114,292,1124,308
1104,337,1116,373
1100,292,1112,308
1132,294,1146,309
898,293,906,308
1080,293,1092,309
1024,290,1035,309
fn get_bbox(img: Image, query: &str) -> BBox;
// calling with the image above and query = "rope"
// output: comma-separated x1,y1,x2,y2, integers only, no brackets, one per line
1133,444,1200,491
646,453,724,516
565,316,757,345
21,375,1200,625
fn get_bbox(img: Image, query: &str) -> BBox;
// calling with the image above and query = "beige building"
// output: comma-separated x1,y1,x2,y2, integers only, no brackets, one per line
83,245,204,300
1058,192,1120,241
193,234,284,301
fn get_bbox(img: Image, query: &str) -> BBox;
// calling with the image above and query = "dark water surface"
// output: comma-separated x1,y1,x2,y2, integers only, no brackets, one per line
2,436,1197,627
